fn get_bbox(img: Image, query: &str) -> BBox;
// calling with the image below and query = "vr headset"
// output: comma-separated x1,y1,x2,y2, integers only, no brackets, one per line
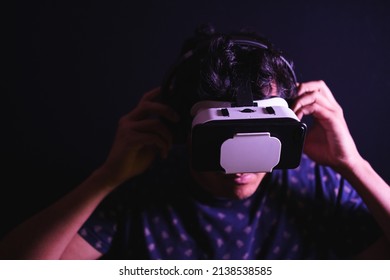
162,35,307,173
190,97,306,173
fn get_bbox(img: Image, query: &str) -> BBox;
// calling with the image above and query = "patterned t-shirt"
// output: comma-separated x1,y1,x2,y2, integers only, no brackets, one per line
79,147,381,259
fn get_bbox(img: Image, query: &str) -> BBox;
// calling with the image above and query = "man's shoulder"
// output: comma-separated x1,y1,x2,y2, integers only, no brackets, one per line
289,154,342,183
266,154,345,204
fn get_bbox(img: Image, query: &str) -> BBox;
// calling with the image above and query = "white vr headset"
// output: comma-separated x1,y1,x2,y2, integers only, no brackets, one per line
190,97,307,174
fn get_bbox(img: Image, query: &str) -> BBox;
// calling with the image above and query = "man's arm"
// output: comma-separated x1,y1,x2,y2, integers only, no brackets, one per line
292,81,390,256
61,234,103,260
0,88,178,259
0,170,117,259
339,156,390,258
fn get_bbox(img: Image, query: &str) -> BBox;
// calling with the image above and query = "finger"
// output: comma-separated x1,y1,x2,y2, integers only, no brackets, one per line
117,114,175,155
296,80,326,95
124,87,163,118
297,80,338,103
139,87,161,102
295,102,321,120
126,131,171,160
294,95,336,121
131,118,173,137
127,101,180,122
294,89,338,120
135,133,172,159
291,90,317,113
292,89,333,116
130,118,174,148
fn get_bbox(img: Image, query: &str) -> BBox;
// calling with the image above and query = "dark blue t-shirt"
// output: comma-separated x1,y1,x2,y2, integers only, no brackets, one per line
79,147,381,259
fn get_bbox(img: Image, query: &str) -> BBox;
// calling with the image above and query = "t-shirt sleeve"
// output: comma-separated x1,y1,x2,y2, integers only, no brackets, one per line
317,164,383,257
287,155,383,258
78,146,188,256
78,187,127,254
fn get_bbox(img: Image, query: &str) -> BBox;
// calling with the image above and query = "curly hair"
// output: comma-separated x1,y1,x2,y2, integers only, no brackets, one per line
162,23,297,141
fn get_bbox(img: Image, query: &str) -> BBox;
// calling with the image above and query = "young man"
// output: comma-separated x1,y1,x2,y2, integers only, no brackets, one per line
0,26,389,259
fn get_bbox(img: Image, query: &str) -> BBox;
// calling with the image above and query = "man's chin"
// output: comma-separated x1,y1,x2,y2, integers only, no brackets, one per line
190,169,266,199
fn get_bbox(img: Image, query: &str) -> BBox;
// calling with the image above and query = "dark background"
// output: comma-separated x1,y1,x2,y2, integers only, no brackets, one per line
2,0,389,237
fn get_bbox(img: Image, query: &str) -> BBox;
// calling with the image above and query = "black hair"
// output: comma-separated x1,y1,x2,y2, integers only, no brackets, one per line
162,23,297,141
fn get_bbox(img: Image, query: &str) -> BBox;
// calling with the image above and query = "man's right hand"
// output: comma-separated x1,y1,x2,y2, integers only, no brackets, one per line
98,88,179,187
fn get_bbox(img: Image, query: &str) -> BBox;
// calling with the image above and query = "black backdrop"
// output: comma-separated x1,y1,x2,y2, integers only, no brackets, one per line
2,0,389,237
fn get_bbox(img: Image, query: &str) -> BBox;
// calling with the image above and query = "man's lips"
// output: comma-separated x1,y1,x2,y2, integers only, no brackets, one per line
227,173,257,185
